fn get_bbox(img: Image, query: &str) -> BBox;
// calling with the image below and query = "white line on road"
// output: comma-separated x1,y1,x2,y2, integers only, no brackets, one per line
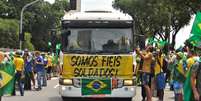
54,84,59,88
51,77,59,80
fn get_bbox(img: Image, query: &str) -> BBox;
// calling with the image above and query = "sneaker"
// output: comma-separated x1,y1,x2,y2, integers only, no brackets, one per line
36,88,42,91
42,85,47,87
32,86,36,90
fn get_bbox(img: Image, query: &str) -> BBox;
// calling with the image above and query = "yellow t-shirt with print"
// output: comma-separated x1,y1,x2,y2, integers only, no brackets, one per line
14,57,24,72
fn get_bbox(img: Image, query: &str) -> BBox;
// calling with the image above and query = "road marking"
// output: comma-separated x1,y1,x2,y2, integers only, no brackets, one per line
51,77,58,80
54,84,59,88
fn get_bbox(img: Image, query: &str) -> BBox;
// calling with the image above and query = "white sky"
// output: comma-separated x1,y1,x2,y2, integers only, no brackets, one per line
81,0,114,11
46,0,193,48
175,16,195,48
44,0,55,4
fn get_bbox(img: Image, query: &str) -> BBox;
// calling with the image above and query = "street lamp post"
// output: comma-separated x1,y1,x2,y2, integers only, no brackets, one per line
19,0,40,50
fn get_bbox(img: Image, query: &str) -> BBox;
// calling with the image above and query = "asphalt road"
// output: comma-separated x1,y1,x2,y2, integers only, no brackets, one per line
3,78,174,101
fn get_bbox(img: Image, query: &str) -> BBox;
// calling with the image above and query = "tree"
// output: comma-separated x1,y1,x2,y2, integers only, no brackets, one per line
22,32,35,51
0,0,9,18
0,19,19,49
113,0,201,49
26,0,69,51
0,0,69,51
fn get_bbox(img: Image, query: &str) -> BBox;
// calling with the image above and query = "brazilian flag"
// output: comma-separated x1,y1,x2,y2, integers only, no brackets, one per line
188,12,201,48
82,79,111,95
183,69,195,101
188,35,201,47
0,61,15,95
191,12,201,36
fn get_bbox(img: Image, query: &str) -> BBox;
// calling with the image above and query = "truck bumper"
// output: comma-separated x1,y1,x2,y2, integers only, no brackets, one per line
59,85,136,98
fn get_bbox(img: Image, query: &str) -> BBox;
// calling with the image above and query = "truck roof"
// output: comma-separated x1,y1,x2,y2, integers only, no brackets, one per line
62,10,133,21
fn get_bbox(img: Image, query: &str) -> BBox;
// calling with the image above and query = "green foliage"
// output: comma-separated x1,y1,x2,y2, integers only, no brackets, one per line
22,32,35,51
0,19,19,49
0,0,9,18
0,0,69,51
113,0,201,48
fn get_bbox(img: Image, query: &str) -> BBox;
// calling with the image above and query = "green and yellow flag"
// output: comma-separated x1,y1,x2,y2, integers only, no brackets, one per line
191,12,201,36
189,35,201,47
148,37,156,45
188,12,201,48
0,61,15,95
183,68,195,101
82,79,111,95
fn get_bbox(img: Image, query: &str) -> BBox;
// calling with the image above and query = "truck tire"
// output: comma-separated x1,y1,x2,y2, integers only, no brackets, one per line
124,98,133,101
61,96,68,101
114,98,132,101
62,97,85,101
62,97,75,101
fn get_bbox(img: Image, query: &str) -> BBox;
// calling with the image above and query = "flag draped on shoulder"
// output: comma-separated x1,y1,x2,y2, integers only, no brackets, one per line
183,68,195,101
191,12,201,36
0,61,15,95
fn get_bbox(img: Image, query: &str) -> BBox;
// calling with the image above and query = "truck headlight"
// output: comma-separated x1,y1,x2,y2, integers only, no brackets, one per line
124,80,134,86
63,79,73,85
59,78,73,85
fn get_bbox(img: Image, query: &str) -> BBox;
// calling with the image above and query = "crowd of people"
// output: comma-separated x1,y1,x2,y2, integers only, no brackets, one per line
0,44,200,101
134,45,201,101
0,49,61,100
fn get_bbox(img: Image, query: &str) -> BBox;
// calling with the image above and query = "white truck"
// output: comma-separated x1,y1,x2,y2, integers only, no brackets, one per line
59,3,136,101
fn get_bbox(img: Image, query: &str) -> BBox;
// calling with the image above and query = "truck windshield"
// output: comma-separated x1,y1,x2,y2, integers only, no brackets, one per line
62,28,133,53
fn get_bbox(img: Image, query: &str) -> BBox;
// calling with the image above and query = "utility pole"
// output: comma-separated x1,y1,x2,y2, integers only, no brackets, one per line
19,0,40,50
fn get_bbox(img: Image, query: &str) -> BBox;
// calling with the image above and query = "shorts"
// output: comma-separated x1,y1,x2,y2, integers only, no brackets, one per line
142,73,151,85
173,81,183,94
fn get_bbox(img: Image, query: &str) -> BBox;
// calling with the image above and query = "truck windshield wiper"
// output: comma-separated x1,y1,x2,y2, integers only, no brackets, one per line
94,50,128,54
66,50,131,54
67,49,90,54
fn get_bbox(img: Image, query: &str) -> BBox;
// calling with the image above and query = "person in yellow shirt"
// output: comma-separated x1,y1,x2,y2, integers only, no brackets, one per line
186,51,196,71
12,51,24,96
136,46,153,101
14,55,24,72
